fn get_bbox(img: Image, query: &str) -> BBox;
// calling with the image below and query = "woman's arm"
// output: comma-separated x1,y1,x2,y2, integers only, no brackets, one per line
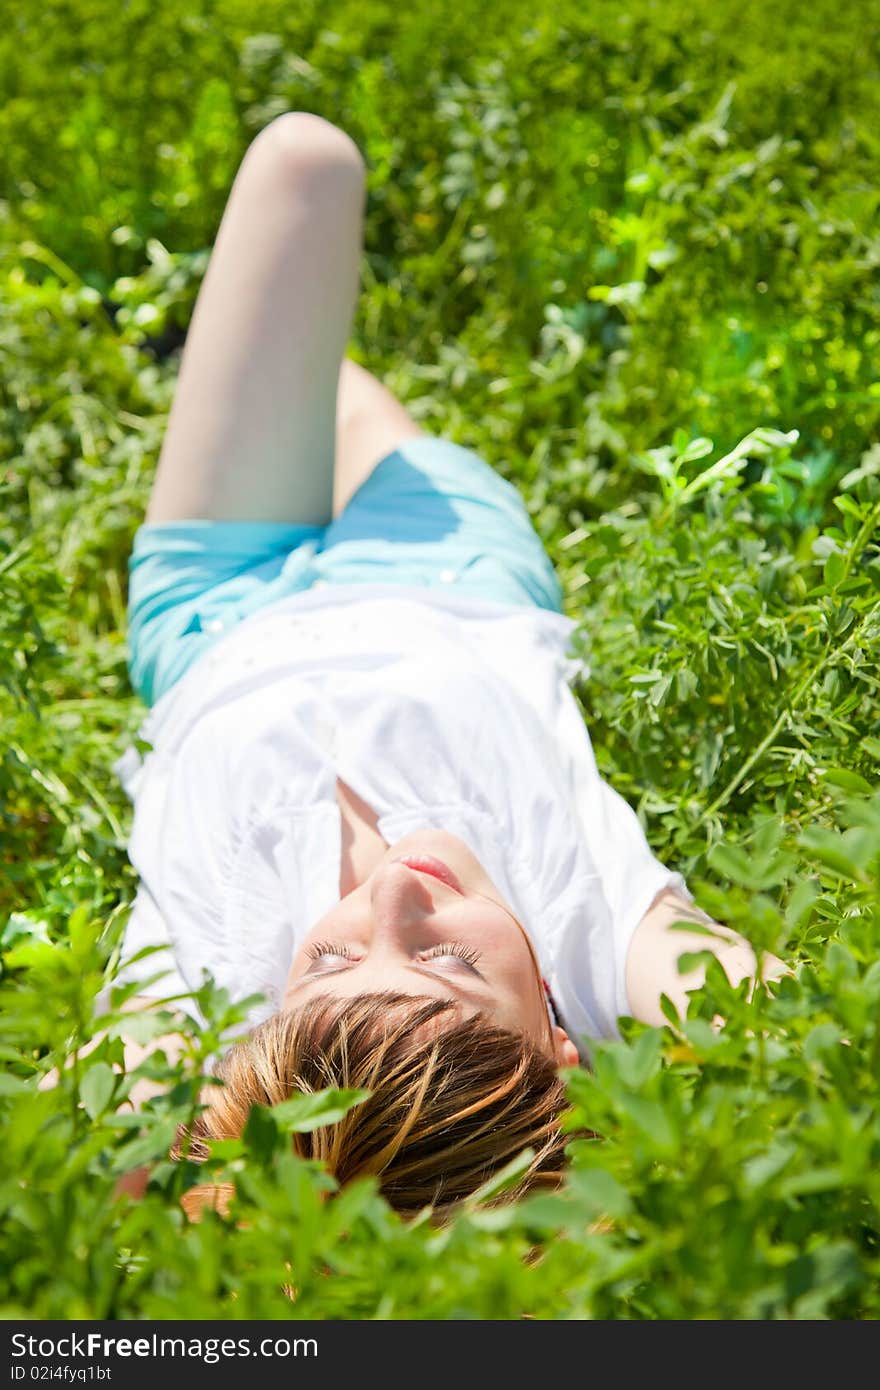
37,995,193,1202
38,994,190,1111
625,888,788,1028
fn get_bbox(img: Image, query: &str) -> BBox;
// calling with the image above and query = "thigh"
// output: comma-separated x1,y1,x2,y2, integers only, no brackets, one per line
144,113,366,528
332,357,426,517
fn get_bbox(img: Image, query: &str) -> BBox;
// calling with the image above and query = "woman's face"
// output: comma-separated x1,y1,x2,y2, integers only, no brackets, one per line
282,828,578,1065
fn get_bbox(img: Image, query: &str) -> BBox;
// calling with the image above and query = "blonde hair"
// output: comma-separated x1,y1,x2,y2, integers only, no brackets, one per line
175,990,578,1220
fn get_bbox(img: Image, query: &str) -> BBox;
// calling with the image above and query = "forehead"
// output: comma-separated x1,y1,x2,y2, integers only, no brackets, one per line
318,992,468,1038
287,961,486,1009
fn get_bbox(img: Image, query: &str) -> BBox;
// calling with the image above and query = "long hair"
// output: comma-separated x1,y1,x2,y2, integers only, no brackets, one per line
174,990,577,1219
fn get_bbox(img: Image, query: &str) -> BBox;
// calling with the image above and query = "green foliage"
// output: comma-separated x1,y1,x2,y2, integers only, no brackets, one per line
2,0,879,1319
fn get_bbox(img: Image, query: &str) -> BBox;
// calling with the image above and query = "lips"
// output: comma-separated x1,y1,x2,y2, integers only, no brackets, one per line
390,854,464,895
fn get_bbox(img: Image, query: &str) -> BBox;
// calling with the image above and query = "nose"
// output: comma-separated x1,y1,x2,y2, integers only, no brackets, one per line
368,860,436,940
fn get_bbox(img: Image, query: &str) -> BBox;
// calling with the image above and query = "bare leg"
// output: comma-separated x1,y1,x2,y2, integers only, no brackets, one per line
144,112,367,527
332,357,426,517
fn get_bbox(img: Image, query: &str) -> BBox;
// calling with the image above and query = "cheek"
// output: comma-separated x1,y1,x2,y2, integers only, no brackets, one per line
473,913,536,978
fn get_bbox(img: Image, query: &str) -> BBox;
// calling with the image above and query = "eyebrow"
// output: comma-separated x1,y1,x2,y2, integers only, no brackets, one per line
287,961,489,1004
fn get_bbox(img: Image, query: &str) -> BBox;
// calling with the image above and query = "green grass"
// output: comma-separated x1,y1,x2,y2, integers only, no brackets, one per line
2,0,879,1318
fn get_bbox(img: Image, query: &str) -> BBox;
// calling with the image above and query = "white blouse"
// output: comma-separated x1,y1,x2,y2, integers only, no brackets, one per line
109,582,690,1060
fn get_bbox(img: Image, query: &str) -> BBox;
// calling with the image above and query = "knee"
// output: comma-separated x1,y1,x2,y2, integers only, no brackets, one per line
251,111,367,188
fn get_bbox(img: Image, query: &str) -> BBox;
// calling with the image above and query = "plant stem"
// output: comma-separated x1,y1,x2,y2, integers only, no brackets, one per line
696,600,878,830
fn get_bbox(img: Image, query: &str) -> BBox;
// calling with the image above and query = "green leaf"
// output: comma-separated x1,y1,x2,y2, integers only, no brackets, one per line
625,170,652,194
823,550,846,588
242,1104,279,1164
647,243,681,273
68,905,99,960
677,436,714,464
802,1021,844,1062
708,841,761,886
104,1010,179,1045
109,1118,181,1175
648,673,673,706
204,1138,245,1163
588,280,645,307
659,993,682,1028
0,1073,30,1097
618,1095,678,1152
271,1088,371,1133
616,1029,664,1088
800,826,874,879
785,878,819,931
568,1166,634,1219
677,950,715,974
467,1147,536,1207
80,1061,116,1119
821,767,874,794
742,1139,796,1192
786,1241,863,1312
0,913,52,951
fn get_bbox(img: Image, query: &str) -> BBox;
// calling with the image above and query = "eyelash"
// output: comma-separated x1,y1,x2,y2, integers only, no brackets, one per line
306,940,354,961
305,939,482,966
422,940,482,966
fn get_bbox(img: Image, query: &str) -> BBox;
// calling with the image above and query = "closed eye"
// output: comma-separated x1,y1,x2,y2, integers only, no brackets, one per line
303,939,483,976
419,941,482,972
304,939,357,972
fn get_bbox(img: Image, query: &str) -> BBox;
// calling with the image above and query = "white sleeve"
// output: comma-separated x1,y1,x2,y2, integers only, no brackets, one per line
588,778,693,1019
106,694,328,1030
555,685,692,1022
105,719,248,1021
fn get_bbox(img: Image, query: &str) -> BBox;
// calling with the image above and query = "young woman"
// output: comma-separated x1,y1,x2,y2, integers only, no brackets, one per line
108,112,783,1215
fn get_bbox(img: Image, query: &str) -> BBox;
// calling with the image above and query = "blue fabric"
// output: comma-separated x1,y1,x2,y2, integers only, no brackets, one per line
125,435,564,708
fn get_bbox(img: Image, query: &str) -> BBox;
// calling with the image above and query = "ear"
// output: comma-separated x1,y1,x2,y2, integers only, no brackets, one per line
180,1182,236,1222
551,1025,580,1068
112,1165,152,1202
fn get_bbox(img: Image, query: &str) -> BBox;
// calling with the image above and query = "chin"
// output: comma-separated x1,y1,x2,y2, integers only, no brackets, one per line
395,827,467,858
392,828,476,878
